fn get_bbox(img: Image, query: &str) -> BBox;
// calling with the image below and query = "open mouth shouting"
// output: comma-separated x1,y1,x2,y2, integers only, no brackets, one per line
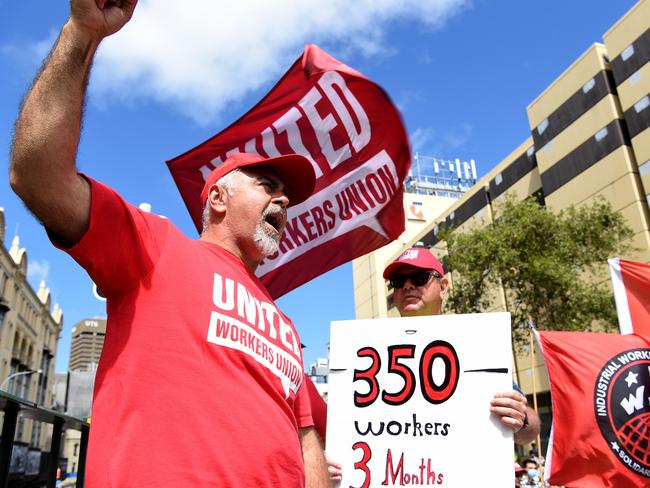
262,205,287,236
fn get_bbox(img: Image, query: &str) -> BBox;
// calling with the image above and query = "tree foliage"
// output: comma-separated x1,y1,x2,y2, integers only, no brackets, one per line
439,196,633,345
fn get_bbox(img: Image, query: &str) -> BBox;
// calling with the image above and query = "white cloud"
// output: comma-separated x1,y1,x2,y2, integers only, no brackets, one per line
1,29,58,69
445,123,472,148
395,89,425,113
80,0,470,124
410,126,437,154
410,123,472,157
419,49,434,65
27,259,50,284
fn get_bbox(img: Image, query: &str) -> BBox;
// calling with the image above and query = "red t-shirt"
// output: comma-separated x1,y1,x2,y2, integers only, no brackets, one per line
304,376,327,440
62,178,312,487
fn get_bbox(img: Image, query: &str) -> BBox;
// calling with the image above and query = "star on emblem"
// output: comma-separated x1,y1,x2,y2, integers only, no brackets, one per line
625,371,639,388
611,441,620,452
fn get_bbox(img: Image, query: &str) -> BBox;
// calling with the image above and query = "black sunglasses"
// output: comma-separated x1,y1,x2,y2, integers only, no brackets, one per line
388,271,441,289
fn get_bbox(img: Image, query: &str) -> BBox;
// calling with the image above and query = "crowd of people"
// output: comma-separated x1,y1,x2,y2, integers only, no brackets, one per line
514,444,570,488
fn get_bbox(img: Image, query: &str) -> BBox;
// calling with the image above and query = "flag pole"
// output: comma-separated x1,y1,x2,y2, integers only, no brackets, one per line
501,288,522,387
529,317,543,479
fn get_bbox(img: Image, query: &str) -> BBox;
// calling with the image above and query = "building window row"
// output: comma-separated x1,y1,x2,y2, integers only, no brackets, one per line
540,119,629,196
610,27,650,85
533,70,615,150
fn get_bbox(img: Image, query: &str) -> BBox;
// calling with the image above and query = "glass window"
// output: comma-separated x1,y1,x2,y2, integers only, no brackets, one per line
536,118,549,135
628,69,642,86
639,160,650,177
542,140,554,154
30,422,42,446
594,127,609,142
621,44,635,61
634,95,649,114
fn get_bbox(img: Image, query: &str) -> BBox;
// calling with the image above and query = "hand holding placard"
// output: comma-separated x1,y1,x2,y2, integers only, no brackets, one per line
327,313,514,487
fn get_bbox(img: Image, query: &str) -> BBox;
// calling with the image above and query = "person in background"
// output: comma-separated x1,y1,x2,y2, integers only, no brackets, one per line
515,463,527,487
520,458,542,487
327,247,542,482
384,247,541,444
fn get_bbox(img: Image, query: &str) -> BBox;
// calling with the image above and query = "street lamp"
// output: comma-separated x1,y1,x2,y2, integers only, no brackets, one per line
0,369,42,392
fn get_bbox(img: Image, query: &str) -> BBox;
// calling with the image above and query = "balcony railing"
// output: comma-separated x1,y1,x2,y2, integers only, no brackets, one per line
0,390,88,488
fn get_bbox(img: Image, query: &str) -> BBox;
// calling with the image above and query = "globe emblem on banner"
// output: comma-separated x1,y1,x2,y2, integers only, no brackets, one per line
594,349,650,478
618,413,650,461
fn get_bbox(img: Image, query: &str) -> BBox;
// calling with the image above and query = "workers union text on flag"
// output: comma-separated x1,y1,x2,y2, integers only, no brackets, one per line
167,44,410,298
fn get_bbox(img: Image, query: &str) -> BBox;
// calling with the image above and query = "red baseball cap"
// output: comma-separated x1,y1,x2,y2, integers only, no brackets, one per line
382,247,444,279
200,152,316,207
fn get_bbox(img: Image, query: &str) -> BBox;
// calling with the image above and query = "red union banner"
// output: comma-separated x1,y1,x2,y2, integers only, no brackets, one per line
538,330,650,487
167,44,410,298
609,258,650,337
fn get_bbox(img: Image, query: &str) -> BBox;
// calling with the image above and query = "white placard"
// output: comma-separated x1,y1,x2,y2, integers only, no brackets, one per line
326,313,513,487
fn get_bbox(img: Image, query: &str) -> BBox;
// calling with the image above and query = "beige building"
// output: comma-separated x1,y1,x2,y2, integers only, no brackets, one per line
0,207,63,451
58,318,106,475
352,0,650,454
69,318,106,372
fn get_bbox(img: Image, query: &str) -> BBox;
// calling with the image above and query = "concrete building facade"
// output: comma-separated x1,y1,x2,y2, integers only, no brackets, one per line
57,318,106,476
69,318,106,372
0,207,63,452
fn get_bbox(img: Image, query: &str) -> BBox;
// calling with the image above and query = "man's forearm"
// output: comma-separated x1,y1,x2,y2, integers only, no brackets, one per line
300,427,329,488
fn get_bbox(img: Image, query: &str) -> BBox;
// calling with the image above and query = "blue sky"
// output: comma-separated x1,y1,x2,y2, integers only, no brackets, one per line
0,0,638,373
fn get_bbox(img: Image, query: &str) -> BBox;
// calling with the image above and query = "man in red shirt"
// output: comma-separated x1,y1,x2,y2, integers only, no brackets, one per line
9,1,328,486
384,246,541,444
328,247,541,481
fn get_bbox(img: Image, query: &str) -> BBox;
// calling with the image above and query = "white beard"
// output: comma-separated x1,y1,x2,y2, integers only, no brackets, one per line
254,223,280,257
253,204,283,257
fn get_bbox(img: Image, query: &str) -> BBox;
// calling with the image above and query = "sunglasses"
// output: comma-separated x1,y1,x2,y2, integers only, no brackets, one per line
388,271,441,289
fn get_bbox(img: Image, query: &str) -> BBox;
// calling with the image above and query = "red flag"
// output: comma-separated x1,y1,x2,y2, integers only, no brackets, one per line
538,330,650,487
167,44,410,298
609,258,650,336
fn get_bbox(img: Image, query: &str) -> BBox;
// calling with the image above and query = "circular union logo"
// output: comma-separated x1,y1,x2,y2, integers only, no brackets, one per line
594,348,650,478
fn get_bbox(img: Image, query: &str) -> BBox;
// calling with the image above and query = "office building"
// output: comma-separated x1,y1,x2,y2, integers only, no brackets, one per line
69,317,106,372
60,318,106,473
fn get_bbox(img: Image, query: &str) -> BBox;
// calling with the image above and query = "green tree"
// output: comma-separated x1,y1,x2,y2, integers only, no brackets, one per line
439,196,633,345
